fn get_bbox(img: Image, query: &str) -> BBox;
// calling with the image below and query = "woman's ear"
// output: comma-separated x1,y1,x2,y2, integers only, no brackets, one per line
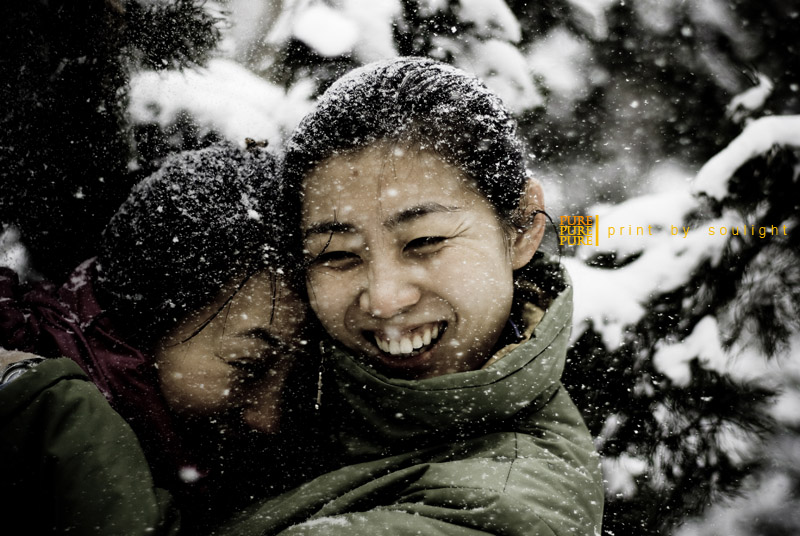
511,178,546,270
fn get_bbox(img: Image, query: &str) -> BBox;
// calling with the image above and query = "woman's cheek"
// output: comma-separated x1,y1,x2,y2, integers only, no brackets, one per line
161,365,235,415
307,272,347,328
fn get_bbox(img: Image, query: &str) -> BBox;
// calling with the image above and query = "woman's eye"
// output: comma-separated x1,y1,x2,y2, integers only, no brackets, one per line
310,250,360,269
405,236,448,254
228,349,283,376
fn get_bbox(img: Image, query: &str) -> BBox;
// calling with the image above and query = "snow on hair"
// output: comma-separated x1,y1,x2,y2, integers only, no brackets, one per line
282,56,530,227
97,141,290,341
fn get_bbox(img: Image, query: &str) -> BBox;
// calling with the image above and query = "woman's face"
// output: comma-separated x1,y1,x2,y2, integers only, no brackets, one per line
155,271,307,434
302,142,534,379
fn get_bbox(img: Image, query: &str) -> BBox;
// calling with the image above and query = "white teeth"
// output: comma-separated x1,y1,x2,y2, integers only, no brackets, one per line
373,323,445,356
422,328,432,346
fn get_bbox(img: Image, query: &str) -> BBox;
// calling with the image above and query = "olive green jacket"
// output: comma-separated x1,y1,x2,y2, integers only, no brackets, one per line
0,358,180,536
220,270,604,536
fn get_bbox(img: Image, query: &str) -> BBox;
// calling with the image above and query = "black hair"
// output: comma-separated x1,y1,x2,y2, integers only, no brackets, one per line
96,141,295,345
282,57,531,232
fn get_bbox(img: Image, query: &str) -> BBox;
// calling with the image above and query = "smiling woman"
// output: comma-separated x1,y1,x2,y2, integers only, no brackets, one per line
214,57,604,536
303,140,541,378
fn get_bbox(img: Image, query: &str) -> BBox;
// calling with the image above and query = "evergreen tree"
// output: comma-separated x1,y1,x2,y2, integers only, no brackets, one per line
564,114,799,534
0,0,221,279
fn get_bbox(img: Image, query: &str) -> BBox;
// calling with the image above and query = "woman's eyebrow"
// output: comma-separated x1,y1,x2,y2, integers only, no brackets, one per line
304,221,357,239
384,203,461,230
304,203,460,238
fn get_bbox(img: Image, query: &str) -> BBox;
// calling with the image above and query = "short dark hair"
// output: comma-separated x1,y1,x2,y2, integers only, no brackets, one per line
97,141,292,343
282,57,530,230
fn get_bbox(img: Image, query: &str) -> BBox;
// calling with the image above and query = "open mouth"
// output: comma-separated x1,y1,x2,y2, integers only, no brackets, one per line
370,322,447,359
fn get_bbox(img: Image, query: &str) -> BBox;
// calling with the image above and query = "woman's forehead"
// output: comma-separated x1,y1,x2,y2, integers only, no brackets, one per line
301,143,479,221
307,141,462,181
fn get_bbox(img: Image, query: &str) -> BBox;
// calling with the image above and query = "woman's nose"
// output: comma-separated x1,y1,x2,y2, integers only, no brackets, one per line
358,257,421,318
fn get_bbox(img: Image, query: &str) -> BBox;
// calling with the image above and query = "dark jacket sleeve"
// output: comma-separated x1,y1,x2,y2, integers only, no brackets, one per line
0,358,181,536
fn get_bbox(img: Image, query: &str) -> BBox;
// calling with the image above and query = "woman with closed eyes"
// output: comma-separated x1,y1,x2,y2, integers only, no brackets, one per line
1,142,316,535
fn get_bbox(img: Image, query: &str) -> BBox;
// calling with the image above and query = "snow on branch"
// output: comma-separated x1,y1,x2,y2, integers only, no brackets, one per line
129,58,315,147
693,115,800,201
